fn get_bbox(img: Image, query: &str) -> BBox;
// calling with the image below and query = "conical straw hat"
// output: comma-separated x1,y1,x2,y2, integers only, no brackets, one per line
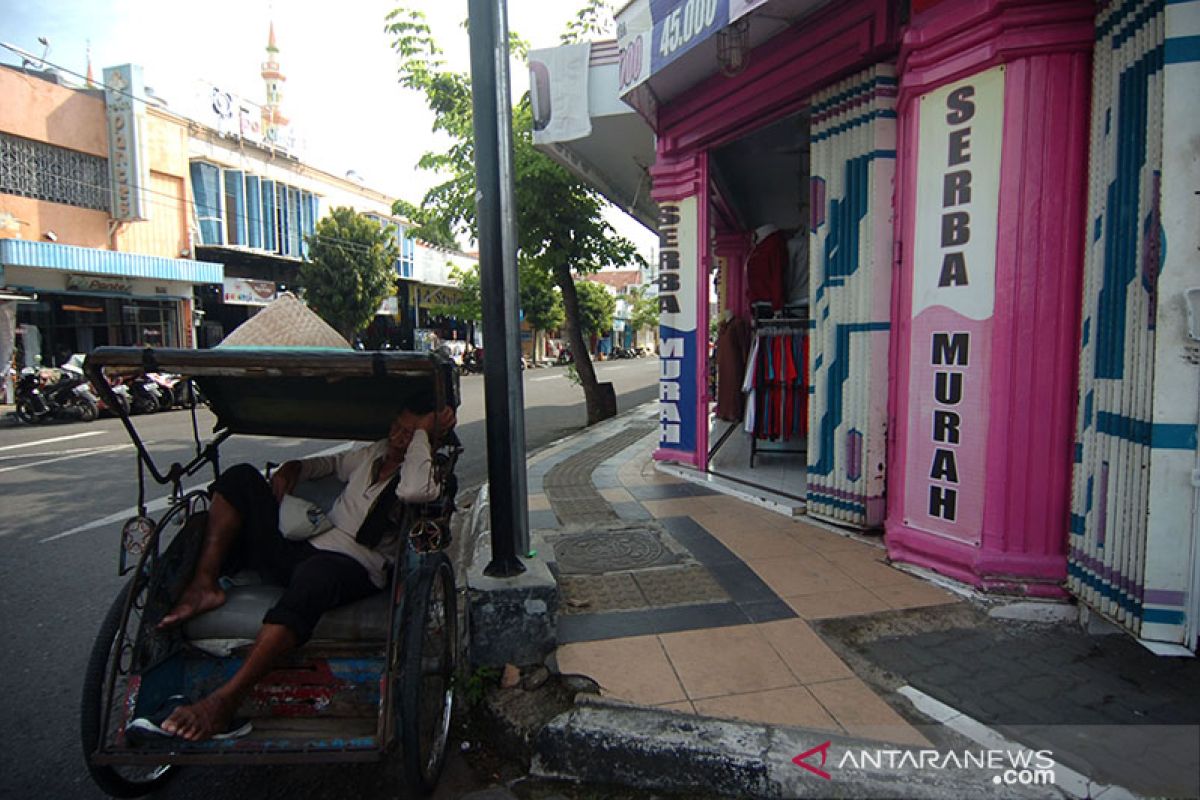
217,292,352,349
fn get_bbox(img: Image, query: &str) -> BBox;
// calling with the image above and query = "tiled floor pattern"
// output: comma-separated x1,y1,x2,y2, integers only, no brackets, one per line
547,423,957,744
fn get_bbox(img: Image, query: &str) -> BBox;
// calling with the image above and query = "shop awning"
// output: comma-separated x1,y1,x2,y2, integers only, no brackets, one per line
0,239,223,284
530,41,659,232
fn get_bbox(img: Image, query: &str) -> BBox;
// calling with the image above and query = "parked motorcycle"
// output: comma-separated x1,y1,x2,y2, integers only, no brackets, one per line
126,374,166,415
557,346,574,365
65,355,130,417
146,372,184,411
462,348,483,375
15,366,99,424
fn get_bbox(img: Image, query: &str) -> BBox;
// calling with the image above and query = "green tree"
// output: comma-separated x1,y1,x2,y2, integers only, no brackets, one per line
628,286,659,334
392,198,459,250
300,206,399,341
575,279,616,338
520,262,564,334
385,3,644,424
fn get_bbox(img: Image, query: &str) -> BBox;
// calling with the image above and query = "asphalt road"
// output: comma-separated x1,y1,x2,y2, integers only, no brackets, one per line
0,357,658,799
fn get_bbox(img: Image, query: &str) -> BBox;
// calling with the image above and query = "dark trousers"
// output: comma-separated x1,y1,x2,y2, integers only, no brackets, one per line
212,464,378,645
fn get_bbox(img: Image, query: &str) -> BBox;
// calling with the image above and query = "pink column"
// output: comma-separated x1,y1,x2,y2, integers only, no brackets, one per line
715,232,751,319
886,0,1093,595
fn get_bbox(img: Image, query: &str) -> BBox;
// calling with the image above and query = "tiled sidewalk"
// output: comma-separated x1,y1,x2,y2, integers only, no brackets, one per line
527,409,958,748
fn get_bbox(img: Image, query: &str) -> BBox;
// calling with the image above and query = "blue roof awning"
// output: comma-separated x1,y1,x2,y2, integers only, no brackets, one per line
0,239,223,284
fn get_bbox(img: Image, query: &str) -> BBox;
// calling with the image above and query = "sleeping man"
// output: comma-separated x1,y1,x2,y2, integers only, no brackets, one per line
130,405,455,742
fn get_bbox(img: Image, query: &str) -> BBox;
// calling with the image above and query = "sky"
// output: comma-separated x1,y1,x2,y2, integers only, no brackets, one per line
0,0,658,258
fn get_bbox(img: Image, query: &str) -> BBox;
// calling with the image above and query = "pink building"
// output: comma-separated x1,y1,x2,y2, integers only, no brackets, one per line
532,0,1200,652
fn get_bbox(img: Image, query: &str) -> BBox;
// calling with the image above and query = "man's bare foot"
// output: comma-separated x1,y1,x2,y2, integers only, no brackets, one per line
160,693,237,741
157,583,226,629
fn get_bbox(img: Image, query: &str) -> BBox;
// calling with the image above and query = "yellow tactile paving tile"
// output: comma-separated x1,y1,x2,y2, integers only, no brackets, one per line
598,487,635,504
755,618,855,684
807,678,930,747
746,555,862,598
556,635,686,706
693,686,842,731
659,625,796,701
870,581,958,610
785,588,894,621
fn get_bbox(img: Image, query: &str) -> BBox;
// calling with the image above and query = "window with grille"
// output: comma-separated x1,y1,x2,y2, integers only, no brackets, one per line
0,132,110,212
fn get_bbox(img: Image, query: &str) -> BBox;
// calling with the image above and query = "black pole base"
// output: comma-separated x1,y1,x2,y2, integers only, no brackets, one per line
483,556,528,578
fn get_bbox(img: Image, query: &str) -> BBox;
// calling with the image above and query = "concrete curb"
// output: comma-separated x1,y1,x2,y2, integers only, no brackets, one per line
531,696,1058,799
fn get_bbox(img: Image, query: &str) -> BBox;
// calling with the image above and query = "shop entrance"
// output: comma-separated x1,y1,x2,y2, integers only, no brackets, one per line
706,110,812,504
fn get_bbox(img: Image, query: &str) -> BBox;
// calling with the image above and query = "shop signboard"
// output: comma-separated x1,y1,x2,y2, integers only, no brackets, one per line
66,274,134,295
902,66,1004,545
657,195,699,458
194,81,300,154
616,0,730,95
222,277,278,307
102,65,149,221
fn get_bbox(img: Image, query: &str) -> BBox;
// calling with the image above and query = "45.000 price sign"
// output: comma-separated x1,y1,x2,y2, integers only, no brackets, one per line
657,0,720,61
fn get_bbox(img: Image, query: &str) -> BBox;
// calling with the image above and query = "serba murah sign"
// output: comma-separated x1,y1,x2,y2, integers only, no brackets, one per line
903,66,1004,545
656,197,698,456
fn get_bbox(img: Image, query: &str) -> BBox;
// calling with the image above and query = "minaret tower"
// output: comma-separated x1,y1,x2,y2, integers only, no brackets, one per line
260,22,289,140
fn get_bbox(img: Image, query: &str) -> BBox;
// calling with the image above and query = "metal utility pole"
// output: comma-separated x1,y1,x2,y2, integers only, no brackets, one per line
468,0,529,576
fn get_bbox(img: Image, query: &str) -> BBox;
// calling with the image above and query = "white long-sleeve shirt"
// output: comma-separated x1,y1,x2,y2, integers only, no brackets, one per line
296,430,437,588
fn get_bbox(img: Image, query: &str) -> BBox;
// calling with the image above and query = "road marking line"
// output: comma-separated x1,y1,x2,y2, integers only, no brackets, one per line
38,441,355,543
0,443,132,475
0,431,105,452
0,445,128,461
531,376,560,382
39,487,195,543
897,685,1133,799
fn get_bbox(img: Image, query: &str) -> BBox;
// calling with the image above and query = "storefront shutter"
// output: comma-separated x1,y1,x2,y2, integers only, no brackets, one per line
1071,0,1197,648
805,64,897,528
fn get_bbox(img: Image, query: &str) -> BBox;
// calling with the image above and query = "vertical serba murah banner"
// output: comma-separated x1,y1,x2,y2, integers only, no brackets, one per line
657,195,699,460
902,66,1005,545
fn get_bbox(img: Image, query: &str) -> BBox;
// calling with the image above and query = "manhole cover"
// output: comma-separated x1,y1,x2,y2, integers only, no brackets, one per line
553,529,679,574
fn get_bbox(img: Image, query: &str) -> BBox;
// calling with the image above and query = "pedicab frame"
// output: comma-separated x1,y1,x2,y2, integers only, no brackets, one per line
79,346,462,797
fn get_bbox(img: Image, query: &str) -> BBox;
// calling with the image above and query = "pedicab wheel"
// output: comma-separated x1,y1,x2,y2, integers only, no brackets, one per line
398,552,457,796
81,577,177,798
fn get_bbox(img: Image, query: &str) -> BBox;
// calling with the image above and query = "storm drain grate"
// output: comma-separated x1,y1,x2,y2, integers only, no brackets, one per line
553,529,680,574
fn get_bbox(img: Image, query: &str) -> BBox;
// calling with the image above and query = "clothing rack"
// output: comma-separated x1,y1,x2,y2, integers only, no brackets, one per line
744,321,811,470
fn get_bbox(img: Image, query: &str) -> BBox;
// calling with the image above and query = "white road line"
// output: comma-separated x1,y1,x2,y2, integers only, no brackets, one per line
39,488,193,543
38,441,355,543
530,375,560,382
0,443,133,475
896,686,1136,799
0,431,106,452
0,445,126,462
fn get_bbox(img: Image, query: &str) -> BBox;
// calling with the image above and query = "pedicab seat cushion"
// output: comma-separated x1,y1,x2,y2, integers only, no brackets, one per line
183,582,391,642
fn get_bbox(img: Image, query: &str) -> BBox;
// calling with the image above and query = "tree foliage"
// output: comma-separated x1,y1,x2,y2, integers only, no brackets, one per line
575,280,616,337
628,286,660,333
431,264,483,322
520,263,565,333
299,206,398,341
392,198,459,250
385,4,644,423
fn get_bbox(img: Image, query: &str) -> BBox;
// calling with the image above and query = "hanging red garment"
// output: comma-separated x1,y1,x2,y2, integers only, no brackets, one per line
745,230,788,311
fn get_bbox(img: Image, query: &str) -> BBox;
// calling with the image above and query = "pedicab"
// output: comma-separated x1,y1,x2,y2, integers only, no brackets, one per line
79,346,462,798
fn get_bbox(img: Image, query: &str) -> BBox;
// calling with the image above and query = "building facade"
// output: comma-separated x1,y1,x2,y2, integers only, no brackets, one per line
183,27,471,348
533,0,1200,652
0,63,222,377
